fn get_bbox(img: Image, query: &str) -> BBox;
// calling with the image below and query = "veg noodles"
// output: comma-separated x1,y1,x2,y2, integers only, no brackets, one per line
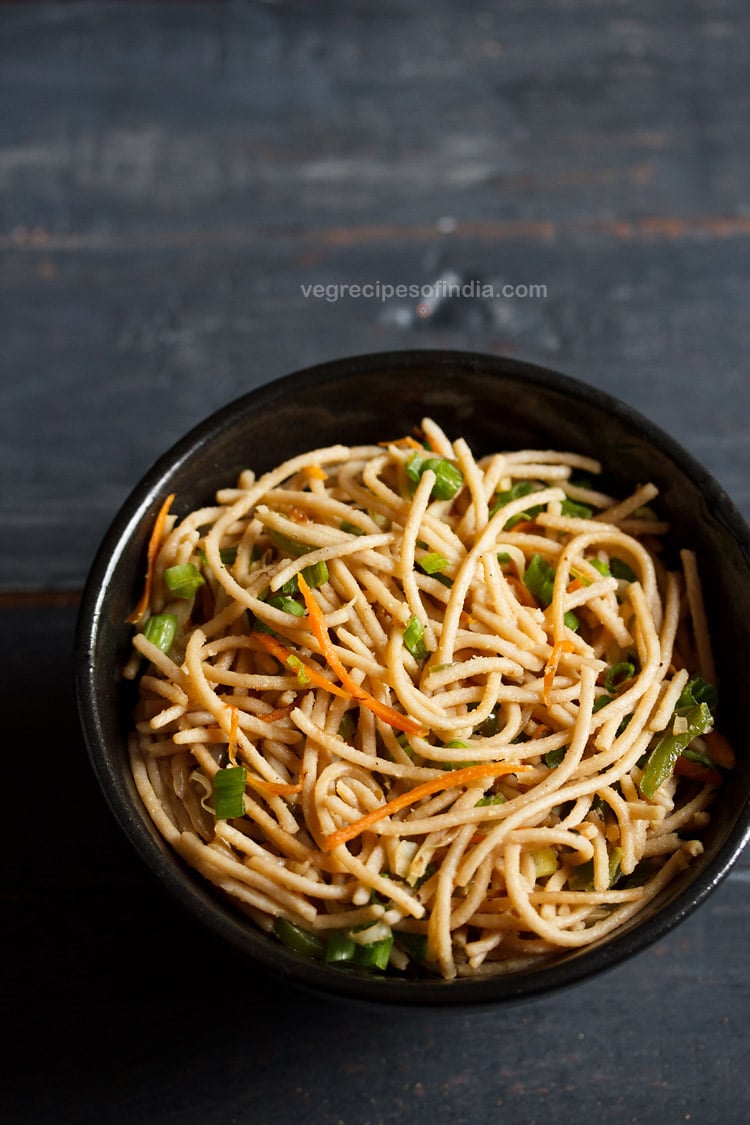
125,418,733,979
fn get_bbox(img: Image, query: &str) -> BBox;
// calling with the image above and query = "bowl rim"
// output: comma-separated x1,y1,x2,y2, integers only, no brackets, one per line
75,347,750,1006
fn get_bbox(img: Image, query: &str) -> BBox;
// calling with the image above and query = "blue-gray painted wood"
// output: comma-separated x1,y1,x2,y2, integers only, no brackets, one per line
2,3,749,1122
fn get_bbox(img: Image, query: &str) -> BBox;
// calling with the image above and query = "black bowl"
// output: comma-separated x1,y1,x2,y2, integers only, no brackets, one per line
75,349,750,1006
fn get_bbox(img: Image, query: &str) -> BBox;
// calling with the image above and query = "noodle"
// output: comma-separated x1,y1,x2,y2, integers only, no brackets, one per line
125,418,731,979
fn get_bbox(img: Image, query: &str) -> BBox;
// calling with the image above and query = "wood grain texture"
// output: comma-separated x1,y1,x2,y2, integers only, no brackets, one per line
2,0,749,587
2,3,749,1123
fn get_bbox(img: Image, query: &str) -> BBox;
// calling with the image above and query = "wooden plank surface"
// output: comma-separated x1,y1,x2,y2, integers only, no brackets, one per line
2,3,749,1123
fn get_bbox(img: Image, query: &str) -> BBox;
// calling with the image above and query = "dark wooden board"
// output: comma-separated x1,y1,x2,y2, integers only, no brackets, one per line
2,3,749,1122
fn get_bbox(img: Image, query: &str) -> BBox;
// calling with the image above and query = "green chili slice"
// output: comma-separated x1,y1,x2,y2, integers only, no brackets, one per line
640,703,713,799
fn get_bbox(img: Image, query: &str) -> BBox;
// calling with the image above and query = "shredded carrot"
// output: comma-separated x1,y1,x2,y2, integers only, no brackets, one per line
543,639,576,707
567,577,583,594
126,493,176,624
255,632,350,698
258,703,295,724
324,761,527,851
226,705,239,765
703,730,735,769
506,575,538,608
303,464,328,482
674,756,722,787
248,776,303,798
380,436,423,450
297,573,427,736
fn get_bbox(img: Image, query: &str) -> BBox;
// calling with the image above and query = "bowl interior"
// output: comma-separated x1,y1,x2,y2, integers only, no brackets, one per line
76,350,750,1005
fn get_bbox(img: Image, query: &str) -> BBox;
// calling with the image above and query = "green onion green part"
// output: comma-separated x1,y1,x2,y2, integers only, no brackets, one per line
544,747,566,769
610,557,637,582
164,563,205,599
254,594,306,634
325,931,358,964
417,551,449,575
604,661,636,693
279,560,329,595
588,557,610,577
490,480,545,527
354,935,394,971
523,553,555,605
267,528,316,557
273,918,326,960
143,613,177,653
213,765,247,819
403,615,429,660
406,453,464,501
561,498,593,519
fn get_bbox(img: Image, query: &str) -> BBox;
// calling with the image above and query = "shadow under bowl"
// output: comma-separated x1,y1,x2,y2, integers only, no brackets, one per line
75,349,750,1007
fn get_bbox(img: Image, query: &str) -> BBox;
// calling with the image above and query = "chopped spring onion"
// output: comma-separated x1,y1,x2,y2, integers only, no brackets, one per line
475,708,501,737
593,693,614,714
340,520,366,536
569,845,623,891
403,614,429,660
213,765,247,819
323,929,394,971
522,554,579,630
142,613,177,653
544,747,566,768
475,793,506,807
640,703,713,799
561,498,593,519
254,594,306,634
490,480,544,527
604,661,636,693
325,931,358,964
406,452,464,500
279,560,329,594
164,563,205,599
588,557,610,577
417,551,449,575
532,847,557,877
611,557,637,582
677,675,719,713
354,934,394,970
268,528,316,557
286,653,311,687
522,553,555,604
337,711,357,741
395,931,429,963
273,918,326,960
